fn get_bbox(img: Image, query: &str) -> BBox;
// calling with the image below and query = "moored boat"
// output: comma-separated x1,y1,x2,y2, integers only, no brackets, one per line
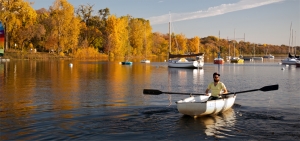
168,53,204,68
230,57,244,63
263,54,275,59
176,94,236,118
252,57,263,61
214,52,224,64
140,59,150,63
242,56,253,61
214,58,224,64
121,61,132,65
281,57,297,65
225,56,231,62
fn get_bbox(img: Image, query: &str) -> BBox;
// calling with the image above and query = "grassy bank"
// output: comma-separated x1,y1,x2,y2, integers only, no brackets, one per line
2,49,109,60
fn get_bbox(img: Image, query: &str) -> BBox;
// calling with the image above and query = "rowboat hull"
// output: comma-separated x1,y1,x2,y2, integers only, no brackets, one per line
176,95,236,118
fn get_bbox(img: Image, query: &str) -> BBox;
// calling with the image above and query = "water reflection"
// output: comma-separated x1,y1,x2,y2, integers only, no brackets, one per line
168,68,204,92
178,108,236,138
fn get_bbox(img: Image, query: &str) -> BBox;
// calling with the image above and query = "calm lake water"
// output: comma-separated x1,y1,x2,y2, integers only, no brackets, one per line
0,58,299,140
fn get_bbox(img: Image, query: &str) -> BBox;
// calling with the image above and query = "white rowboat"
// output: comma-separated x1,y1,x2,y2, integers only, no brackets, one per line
143,84,278,118
176,94,236,118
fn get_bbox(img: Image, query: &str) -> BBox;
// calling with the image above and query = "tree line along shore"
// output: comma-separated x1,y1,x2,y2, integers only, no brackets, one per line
0,0,298,60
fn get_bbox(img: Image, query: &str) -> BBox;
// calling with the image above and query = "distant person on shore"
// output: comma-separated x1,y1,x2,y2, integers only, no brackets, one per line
205,72,228,100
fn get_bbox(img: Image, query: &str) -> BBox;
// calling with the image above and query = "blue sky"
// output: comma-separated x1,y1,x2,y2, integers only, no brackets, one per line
32,0,299,46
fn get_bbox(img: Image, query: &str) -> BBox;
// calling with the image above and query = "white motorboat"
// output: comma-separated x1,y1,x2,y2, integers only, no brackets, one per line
168,53,204,68
176,94,236,118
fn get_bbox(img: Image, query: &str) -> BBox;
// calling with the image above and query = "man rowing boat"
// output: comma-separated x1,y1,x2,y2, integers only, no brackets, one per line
205,72,228,100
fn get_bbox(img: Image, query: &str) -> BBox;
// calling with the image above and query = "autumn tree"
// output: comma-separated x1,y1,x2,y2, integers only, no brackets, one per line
0,0,36,50
105,15,130,58
187,36,200,53
49,0,80,54
128,18,152,57
152,32,168,56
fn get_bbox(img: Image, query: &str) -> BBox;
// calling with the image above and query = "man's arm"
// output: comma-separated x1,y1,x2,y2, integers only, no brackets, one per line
223,87,228,94
205,88,209,95
222,83,228,94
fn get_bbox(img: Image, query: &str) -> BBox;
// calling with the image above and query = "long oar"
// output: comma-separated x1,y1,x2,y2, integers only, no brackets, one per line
143,89,206,95
143,84,279,95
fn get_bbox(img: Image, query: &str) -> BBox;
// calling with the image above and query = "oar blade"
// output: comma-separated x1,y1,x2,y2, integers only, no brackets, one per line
143,89,163,95
260,84,279,92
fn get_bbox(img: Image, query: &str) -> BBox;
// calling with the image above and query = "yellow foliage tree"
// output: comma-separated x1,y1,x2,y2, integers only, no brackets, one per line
129,18,144,56
0,0,37,49
106,15,129,58
49,0,80,53
187,36,200,53
174,33,187,54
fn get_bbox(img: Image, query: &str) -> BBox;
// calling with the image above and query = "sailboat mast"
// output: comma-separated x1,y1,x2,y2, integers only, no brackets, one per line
169,22,171,53
234,29,235,57
169,12,172,53
295,31,297,55
218,30,220,58
144,22,147,58
289,22,292,53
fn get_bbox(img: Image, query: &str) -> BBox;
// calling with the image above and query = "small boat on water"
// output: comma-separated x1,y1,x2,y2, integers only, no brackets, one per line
214,58,225,64
230,57,244,63
168,53,204,68
176,94,236,118
281,57,297,65
242,56,253,61
263,54,275,59
143,84,278,118
252,57,264,61
214,53,224,64
121,61,132,65
140,59,150,63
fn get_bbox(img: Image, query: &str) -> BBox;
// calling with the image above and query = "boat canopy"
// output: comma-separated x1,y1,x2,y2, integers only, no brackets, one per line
169,52,204,59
